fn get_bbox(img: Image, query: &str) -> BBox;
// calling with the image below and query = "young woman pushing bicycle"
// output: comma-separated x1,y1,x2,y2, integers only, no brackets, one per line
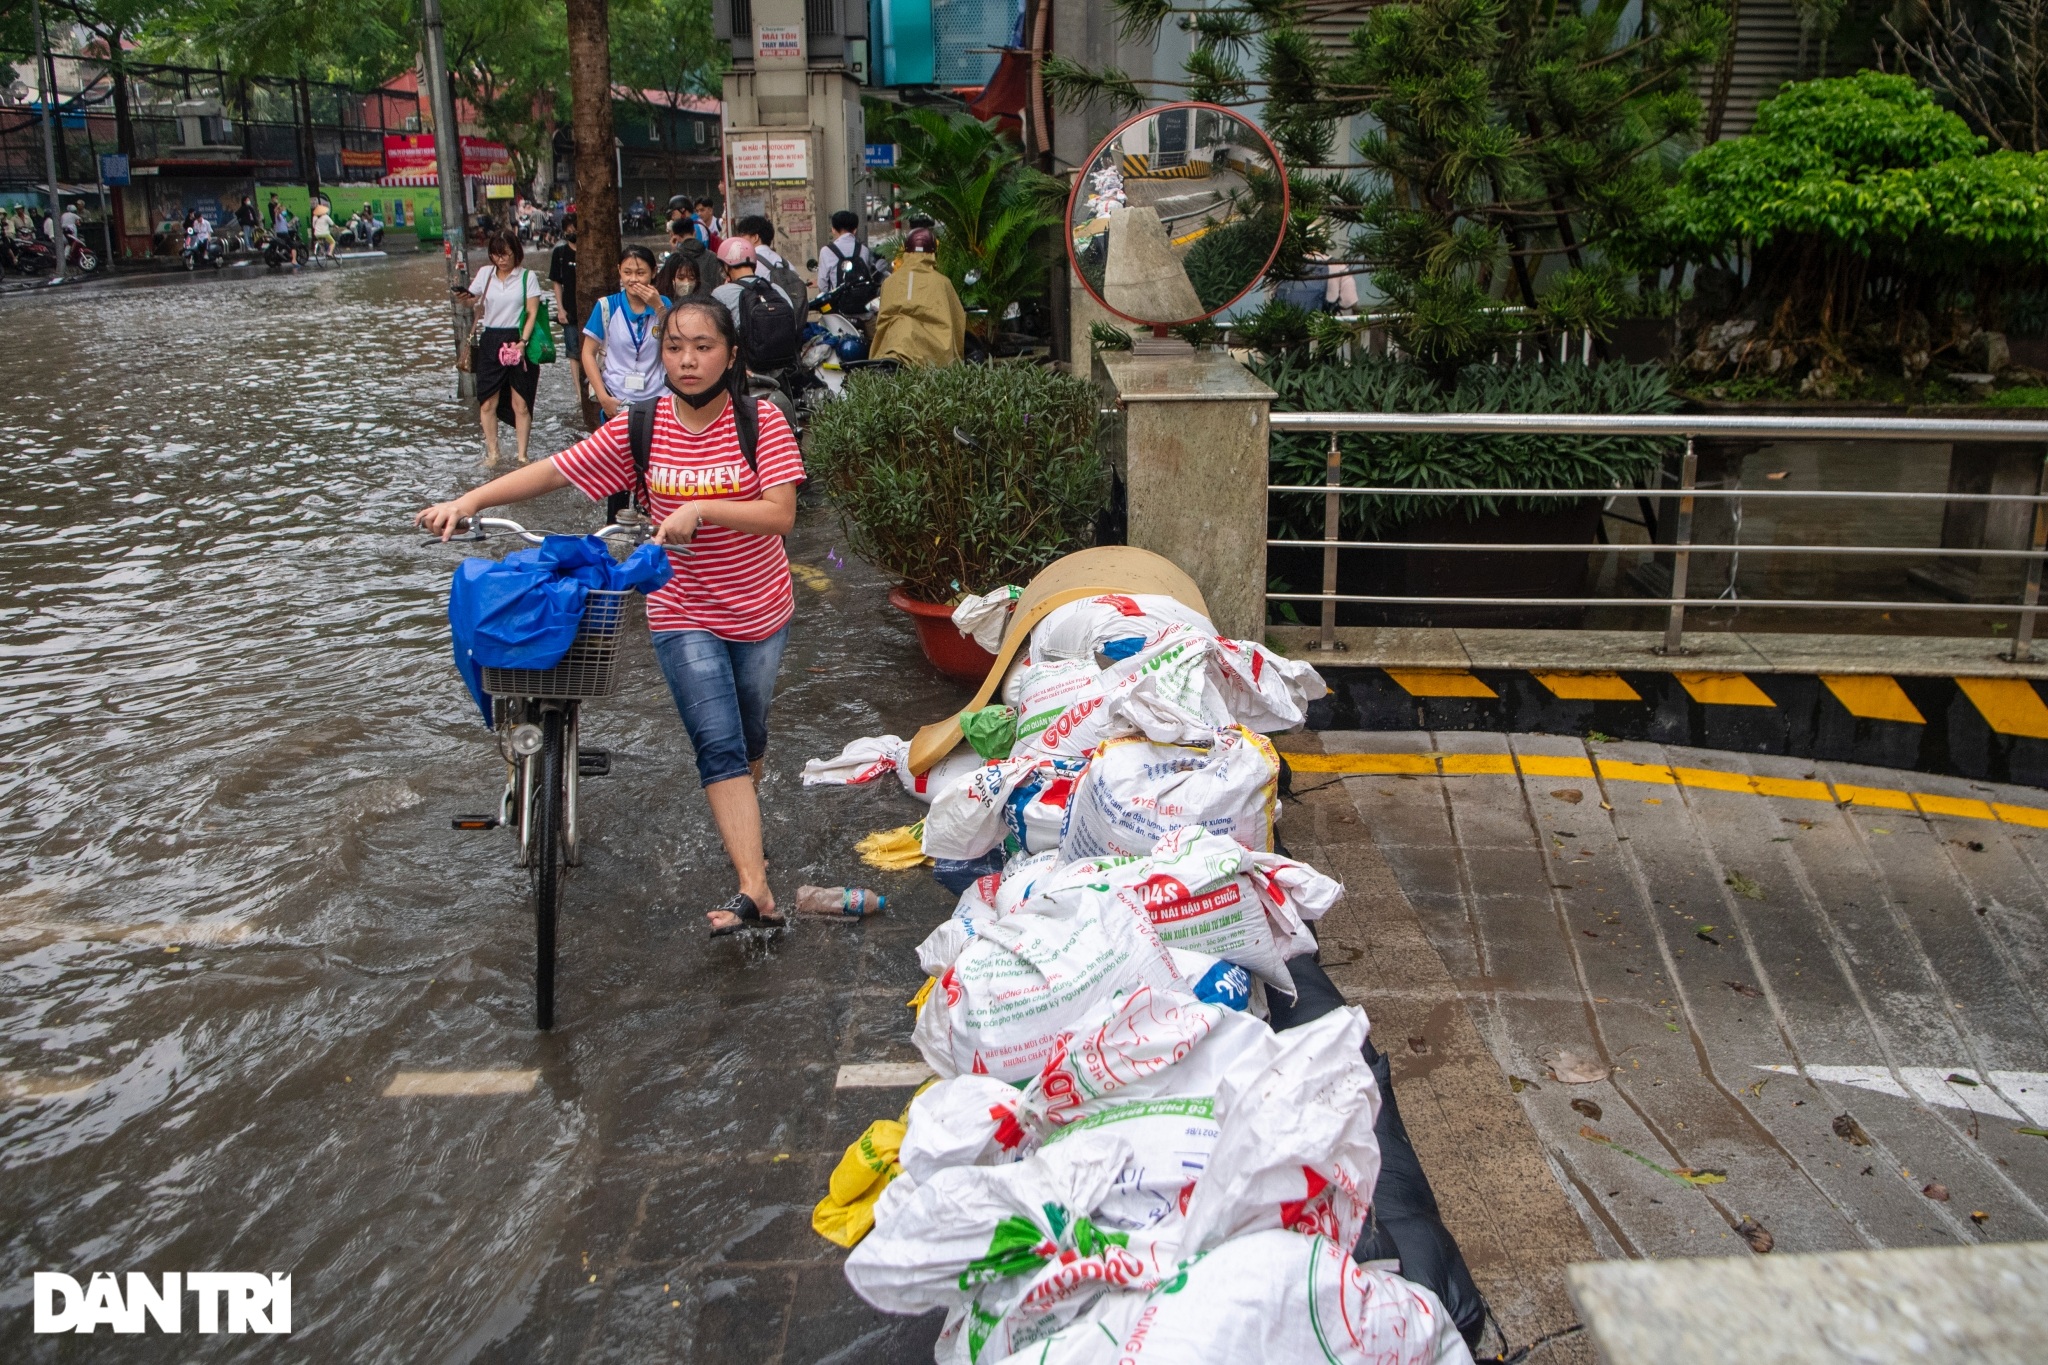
418,298,804,935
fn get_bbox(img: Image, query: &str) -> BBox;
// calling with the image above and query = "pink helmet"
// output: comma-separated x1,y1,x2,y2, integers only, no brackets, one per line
716,237,755,266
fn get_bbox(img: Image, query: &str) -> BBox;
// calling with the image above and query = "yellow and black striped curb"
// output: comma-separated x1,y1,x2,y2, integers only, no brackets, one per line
1287,749,2048,829
1306,667,2048,789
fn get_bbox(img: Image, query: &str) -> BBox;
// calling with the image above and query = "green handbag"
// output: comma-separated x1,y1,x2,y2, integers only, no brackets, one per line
524,270,557,365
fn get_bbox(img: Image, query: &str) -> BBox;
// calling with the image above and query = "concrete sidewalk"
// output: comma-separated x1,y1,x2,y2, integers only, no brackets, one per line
1280,730,2048,1361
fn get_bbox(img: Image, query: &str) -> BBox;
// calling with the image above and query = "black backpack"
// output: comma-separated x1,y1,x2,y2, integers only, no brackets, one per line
823,240,882,311
624,394,760,517
736,276,801,373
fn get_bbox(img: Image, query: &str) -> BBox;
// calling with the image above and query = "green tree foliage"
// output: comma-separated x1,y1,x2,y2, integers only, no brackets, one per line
442,0,569,194
1633,71,2048,381
611,0,725,116
883,108,1068,340
1052,0,1726,383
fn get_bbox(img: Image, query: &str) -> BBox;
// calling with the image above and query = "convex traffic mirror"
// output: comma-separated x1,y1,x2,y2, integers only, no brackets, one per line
1066,102,1289,333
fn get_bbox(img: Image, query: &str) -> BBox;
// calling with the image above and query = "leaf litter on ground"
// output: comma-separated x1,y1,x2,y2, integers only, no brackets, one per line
1547,1049,1610,1084
1833,1113,1873,1146
1736,1216,1774,1253
1577,1126,1728,1186
1725,871,1765,901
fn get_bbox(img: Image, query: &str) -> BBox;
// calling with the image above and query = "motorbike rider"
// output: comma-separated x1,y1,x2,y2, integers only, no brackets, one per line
184,209,216,263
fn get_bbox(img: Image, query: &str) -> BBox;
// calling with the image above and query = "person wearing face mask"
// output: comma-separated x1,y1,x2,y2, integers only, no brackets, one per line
416,298,805,936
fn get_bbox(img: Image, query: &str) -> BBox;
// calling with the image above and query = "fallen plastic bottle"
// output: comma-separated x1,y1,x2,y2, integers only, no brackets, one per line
796,885,887,918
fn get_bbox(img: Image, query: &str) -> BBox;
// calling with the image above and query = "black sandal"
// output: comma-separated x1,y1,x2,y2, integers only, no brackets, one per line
707,893,786,936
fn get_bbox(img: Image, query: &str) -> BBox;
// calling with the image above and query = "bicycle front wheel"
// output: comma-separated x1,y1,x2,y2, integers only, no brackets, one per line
532,710,564,1029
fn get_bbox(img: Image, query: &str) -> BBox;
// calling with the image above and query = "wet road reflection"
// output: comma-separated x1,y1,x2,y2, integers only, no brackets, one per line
0,256,964,1361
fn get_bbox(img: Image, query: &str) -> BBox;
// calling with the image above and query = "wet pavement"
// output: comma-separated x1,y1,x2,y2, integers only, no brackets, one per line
1,254,967,1360
1294,732,2048,1283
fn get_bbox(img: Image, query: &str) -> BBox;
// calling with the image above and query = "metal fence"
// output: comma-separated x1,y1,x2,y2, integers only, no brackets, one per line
0,54,417,188
1266,412,2048,660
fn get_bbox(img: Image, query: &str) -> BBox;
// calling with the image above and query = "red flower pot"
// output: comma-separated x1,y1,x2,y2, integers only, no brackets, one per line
889,586,1000,685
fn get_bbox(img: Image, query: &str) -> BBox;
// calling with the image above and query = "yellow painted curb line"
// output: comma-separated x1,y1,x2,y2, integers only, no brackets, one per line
1287,751,2048,829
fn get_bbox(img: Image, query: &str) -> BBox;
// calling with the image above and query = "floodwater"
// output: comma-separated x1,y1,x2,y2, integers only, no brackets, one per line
0,255,963,1360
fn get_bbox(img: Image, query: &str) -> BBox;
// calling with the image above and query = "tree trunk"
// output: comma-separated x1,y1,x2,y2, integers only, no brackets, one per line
1705,0,1742,143
297,71,321,197
110,28,134,157
566,0,619,431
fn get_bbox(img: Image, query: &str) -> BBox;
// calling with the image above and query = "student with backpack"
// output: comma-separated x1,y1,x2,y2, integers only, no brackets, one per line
581,245,670,419
710,238,801,379
816,210,884,307
733,214,806,317
416,299,805,935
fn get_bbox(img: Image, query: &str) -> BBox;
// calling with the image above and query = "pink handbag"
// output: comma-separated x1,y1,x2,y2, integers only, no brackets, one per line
497,339,523,367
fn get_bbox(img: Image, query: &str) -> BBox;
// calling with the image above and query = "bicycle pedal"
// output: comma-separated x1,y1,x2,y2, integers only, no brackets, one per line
451,814,501,830
577,749,611,776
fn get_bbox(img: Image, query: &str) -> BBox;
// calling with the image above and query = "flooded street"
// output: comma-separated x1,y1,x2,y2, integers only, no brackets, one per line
1,256,965,1361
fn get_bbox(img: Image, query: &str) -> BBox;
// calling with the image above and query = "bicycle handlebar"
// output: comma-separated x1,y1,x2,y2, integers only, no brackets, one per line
444,515,651,546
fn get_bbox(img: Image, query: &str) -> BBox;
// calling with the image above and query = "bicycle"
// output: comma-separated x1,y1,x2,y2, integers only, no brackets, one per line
437,514,656,1028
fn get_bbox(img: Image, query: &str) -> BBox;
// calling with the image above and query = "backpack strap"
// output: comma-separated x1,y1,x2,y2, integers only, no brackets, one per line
627,396,660,514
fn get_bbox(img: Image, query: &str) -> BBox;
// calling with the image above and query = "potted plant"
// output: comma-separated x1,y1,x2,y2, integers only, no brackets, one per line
1257,349,1679,628
805,363,1108,680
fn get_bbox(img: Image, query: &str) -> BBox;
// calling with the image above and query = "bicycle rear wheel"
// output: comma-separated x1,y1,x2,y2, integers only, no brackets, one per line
532,710,564,1029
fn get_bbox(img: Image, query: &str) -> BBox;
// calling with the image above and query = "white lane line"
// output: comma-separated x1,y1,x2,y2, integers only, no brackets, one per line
383,1069,539,1097
1760,1065,2048,1124
836,1062,935,1089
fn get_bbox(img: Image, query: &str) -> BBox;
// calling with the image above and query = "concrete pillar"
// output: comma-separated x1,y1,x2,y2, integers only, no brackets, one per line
1098,350,1276,640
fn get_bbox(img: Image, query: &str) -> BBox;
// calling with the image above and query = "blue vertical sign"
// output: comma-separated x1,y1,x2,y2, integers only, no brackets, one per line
99,153,130,186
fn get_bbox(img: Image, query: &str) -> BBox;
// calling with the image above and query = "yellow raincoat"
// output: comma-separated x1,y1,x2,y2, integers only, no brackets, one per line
871,251,966,367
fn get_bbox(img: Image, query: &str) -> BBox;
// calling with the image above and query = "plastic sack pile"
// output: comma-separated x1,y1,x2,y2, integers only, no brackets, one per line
806,593,1474,1365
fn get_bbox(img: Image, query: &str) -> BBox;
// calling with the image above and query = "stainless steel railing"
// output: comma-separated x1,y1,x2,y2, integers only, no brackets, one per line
1266,411,2048,660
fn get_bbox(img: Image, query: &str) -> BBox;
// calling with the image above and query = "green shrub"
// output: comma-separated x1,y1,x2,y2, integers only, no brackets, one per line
1254,353,1680,536
805,364,1108,602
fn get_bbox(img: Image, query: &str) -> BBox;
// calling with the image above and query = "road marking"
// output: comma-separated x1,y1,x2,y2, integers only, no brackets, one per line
1287,751,2048,828
1821,674,1926,725
1759,1066,2048,1125
382,1070,539,1097
1676,672,1777,707
836,1062,935,1089
1956,677,2048,738
1532,671,1641,702
1384,669,1498,699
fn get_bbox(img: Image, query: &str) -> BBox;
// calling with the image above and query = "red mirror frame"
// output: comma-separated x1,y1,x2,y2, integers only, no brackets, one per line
1063,101,1291,336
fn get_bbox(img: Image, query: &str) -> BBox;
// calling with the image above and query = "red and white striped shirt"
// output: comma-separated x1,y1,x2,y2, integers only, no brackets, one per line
552,396,805,640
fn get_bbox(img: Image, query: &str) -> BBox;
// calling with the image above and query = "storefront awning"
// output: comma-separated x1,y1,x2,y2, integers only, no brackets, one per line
377,170,514,188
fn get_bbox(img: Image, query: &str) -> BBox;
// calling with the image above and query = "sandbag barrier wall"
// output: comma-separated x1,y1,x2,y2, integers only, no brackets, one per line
1303,665,2048,789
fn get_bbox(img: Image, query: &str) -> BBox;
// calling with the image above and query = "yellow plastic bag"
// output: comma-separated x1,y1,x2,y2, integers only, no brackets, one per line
855,822,930,871
812,1118,906,1248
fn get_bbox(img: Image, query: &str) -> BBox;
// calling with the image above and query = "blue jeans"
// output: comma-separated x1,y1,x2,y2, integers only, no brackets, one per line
652,626,790,787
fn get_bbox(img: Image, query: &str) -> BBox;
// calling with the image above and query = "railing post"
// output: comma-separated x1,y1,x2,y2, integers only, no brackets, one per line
1321,430,1342,652
2010,448,2048,663
1660,434,1697,656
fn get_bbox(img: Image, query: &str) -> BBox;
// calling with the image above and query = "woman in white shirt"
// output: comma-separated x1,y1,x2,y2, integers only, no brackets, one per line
455,230,543,465
581,245,669,419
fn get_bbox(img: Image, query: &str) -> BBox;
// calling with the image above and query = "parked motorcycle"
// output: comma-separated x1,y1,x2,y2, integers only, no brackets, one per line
622,201,654,234
346,215,385,249
182,232,225,271
262,229,302,270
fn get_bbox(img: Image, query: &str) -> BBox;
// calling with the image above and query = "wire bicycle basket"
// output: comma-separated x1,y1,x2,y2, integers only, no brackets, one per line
480,589,633,699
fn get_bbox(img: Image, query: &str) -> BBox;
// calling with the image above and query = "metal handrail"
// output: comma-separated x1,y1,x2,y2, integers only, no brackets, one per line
1268,539,2048,559
1266,412,2048,660
1269,485,2048,503
1268,411,2048,441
